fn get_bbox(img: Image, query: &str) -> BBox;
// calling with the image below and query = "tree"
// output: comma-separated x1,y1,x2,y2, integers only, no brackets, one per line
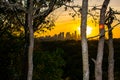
105,7,120,80
0,0,70,80
107,10,114,80
95,0,110,80
26,0,34,80
80,0,89,80
33,48,65,80
0,11,25,80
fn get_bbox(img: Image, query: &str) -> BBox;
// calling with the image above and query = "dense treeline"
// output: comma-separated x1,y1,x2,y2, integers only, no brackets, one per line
0,34,65,80
0,36,120,80
35,39,120,80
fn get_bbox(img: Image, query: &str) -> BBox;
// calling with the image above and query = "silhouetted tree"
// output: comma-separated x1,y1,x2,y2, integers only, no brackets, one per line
0,0,70,80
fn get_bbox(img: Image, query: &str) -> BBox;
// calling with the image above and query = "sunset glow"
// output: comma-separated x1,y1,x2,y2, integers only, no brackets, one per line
77,26,92,36
87,26,92,36
36,0,120,39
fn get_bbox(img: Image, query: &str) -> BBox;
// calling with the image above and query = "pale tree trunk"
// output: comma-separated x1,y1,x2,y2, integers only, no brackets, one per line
27,0,34,80
95,0,110,80
108,22,114,80
106,8,114,80
80,0,89,80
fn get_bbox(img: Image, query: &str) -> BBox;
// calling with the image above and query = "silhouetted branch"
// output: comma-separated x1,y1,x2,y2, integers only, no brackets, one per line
88,12,99,25
0,2,27,13
87,22,120,39
0,14,9,30
13,7,25,27
33,0,57,19
88,8,120,40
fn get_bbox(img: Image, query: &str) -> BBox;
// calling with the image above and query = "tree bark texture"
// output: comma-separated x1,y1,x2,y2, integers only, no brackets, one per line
106,8,114,80
80,0,89,80
27,0,34,80
108,23,114,80
95,0,110,80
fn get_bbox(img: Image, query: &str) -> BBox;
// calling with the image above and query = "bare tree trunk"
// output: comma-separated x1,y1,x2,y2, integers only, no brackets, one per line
108,23,114,80
27,0,34,80
80,0,89,80
95,0,110,80
106,8,114,80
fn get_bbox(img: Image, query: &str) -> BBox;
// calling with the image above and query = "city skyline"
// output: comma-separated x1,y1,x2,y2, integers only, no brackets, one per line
35,0,120,39
37,30,80,41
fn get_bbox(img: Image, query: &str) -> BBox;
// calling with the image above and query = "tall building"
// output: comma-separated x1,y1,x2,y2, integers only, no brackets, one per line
73,31,77,40
66,32,71,40
58,32,64,40
38,31,81,41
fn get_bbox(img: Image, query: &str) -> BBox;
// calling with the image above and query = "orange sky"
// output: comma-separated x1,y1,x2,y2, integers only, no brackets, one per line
36,0,120,39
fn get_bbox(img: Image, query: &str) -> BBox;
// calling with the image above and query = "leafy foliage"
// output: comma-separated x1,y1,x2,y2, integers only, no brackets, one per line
0,33,24,80
33,48,65,80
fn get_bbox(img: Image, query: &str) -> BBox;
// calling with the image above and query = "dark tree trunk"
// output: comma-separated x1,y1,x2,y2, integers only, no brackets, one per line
80,0,89,80
95,0,110,80
20,14,29,80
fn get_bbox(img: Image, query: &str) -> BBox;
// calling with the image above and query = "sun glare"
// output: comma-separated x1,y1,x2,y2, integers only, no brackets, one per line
77,26,92,36
87,26,92,36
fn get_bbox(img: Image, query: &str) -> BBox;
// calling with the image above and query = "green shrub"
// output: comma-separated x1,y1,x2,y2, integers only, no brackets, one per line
33,48,65,80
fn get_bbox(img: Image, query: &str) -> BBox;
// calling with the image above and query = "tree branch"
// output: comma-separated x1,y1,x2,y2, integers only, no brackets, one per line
13,7,25,27
33,0,57,19
87,22,120,39
0,2,27,13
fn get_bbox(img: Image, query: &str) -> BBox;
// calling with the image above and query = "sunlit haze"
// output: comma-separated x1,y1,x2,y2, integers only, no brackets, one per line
77,26,92,37
35,0,120,39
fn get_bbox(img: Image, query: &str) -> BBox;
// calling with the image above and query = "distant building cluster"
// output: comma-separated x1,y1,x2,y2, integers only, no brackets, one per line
38,31,80,41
